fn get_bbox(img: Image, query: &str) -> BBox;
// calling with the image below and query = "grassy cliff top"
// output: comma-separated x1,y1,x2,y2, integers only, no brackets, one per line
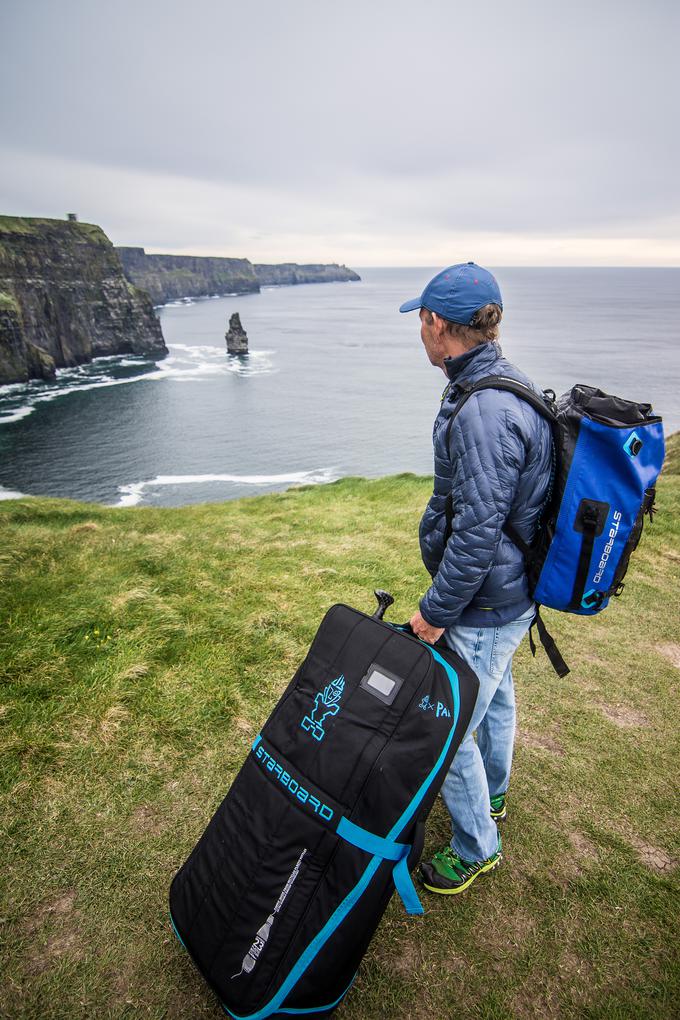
0,215,110,245
0,436,678,1018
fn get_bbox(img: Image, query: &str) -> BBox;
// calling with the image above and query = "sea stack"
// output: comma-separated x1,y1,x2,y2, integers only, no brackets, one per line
225,312,248,354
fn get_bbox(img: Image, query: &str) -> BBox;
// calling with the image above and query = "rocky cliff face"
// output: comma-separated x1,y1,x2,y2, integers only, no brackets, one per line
116,248,361,304
117,247,260,305
254,263,360,286
0,217,167,385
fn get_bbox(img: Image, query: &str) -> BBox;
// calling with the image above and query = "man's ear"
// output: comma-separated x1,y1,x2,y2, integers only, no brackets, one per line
431,311,446,336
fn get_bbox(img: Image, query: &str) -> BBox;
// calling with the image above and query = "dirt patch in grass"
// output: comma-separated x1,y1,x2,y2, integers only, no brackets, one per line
109,966,135,1007
597,702,650,728
513,946,600,1018
517,728,564,755
70,522,100,534
131,803,165,836
22,889,83,975
626,834,677,874
657,642,680,669
393,1000,433,1020
484,903,538,957
25,889,77,930
26,927,82,975
557,950,598,1009
234,716,254,737
512,977,562,1019
387,940,423,979
567,829,600,862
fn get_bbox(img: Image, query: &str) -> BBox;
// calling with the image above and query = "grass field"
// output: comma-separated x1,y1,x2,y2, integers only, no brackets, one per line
1,436,679,1019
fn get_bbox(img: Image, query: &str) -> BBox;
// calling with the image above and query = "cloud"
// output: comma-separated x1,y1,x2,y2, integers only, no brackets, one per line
1,0,678,264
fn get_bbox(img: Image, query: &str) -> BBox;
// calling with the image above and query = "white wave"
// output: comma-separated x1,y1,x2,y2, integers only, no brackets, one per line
0,344,277,425
0,484,26,500
0,405,33,424
169,343,225,354
115,480,148,508
114,467,338,508
0,380,33,395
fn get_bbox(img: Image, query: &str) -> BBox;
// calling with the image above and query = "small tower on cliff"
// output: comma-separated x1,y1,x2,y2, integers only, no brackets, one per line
225,312,248,354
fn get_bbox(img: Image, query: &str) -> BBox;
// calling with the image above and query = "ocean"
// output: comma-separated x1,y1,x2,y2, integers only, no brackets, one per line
0,267,678,507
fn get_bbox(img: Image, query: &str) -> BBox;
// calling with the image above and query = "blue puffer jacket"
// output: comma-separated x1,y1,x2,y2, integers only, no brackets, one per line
419,341,552,629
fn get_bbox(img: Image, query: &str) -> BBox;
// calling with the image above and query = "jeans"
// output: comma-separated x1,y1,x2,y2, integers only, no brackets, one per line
440,603,535,862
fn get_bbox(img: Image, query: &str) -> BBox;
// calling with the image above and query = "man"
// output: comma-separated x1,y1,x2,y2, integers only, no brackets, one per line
400,262,552,895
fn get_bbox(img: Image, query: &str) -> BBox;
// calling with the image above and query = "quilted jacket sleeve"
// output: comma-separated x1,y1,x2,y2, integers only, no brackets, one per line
419,395,527,628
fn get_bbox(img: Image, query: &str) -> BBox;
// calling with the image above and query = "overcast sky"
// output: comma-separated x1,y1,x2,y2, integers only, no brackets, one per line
1,0,679,265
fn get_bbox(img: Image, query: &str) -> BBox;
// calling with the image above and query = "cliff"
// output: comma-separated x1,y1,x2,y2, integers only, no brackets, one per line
116,248,361,304
0,217,167,385
116,248,260,305
254,263,360,286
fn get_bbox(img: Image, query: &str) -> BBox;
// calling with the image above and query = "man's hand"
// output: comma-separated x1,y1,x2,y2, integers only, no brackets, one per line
409,610,445,645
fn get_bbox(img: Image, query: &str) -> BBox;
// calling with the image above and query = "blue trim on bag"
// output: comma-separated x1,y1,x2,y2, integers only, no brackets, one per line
223,974,357,1018
170,911,186,950
222,634,460,1019
252,734,262,752
171,908,356,1018
393,855,424,915
336,816,408,860
336,816,423,916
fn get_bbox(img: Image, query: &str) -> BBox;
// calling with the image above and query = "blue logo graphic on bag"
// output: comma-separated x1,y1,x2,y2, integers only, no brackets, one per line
419,694,451,718
253,742,334,821
301,674,345,741
623,430,643,458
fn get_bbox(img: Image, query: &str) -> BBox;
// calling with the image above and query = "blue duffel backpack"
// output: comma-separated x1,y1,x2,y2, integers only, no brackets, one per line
444,379,665,676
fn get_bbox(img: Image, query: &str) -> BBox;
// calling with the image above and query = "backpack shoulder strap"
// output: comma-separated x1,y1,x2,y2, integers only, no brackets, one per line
442,375,559,526
444,375,557,451
443,374,557,531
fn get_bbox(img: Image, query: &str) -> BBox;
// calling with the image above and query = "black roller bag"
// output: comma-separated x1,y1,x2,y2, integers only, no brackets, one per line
169,595,479,1018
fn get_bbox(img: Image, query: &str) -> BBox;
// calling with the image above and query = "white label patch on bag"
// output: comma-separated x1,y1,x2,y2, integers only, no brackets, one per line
366,669,395,697
359,662,404,706
232,849,307,979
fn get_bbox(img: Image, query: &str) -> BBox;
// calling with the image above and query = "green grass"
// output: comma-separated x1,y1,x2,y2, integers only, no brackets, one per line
0,290,19,313
0,215,108,244
1,438,679,1019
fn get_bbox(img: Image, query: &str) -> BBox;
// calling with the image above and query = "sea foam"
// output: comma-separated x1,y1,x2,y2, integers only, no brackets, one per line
114,468,338,508
0,484,26,500
0,344,276,426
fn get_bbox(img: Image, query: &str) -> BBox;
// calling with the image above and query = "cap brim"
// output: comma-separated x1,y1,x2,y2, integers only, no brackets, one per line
399,297,422,313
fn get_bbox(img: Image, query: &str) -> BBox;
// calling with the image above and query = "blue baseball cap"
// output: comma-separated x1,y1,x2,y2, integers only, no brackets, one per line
399,262,502,324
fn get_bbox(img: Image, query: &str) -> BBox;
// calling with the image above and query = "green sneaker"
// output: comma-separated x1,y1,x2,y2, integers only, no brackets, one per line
490,793,507,822
419,836,502,895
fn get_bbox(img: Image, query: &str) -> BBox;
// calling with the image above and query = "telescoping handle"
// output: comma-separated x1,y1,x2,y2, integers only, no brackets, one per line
372,590,447,651
372,589,395,620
